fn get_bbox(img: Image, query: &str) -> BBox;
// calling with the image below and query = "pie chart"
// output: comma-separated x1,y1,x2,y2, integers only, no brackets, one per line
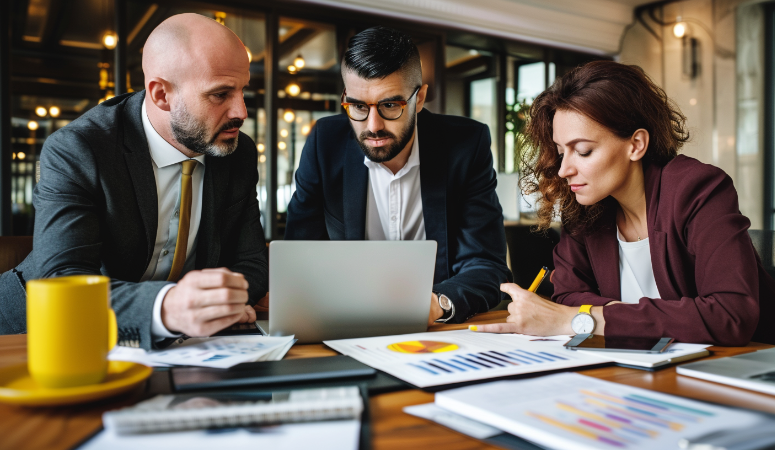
387,340,459,354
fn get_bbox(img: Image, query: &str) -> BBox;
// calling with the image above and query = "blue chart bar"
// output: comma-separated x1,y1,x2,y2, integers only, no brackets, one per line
407,349,571,376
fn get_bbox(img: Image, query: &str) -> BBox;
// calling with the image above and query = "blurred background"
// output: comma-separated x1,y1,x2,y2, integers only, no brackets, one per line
0,0,769,287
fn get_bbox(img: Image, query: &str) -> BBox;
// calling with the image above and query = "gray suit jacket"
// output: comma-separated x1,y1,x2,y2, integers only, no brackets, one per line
0,91,268,349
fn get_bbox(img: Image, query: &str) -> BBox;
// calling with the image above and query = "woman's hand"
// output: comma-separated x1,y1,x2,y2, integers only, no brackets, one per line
471,283,577,335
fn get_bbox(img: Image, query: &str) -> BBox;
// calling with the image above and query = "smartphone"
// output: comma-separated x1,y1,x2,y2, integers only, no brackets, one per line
564,334,674,353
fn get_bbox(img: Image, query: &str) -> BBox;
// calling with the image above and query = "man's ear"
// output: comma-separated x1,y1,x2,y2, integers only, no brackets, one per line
147,78,173,112
629,128,649,162
415,84,429,113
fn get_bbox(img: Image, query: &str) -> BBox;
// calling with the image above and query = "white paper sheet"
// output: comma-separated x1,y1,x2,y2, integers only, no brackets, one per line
78,420,360,450
324,330,606,388
109,335,295,369
435,373,768,450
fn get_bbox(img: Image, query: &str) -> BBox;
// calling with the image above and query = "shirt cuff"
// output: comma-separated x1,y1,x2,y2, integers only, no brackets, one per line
152,283,182,341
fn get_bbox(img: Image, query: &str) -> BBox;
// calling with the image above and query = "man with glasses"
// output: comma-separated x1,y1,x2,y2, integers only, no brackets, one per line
286,26,511,325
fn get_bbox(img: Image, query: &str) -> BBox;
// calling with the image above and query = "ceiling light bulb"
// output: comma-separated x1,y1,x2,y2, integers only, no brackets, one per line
27,121,39,131
280,129,289,138
673,21,687,39
35,106,47,117
288,65,297,74
49,106,60,117
103,32,118,49
257,143,265,152
259,155,266,163
286,83,301,97
283,110,295,123
301,125,311,135
293,54,305,69
278,141,287,150
17,152,26,160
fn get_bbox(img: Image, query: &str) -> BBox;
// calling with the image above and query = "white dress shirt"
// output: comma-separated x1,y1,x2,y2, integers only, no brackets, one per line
617,227,661,304
140,99,205,339
364,126,425,240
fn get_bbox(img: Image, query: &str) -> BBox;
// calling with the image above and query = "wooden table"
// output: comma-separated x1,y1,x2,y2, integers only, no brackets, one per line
2,310,774,450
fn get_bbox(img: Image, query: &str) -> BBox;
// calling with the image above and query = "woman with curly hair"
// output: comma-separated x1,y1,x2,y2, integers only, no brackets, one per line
473,61,775,346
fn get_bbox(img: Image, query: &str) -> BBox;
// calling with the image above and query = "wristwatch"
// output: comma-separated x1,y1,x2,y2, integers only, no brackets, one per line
434,291,455,323
571,305,596,334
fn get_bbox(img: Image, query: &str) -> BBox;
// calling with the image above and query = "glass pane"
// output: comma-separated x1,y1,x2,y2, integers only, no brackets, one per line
470,78,498,170
276,18,340,219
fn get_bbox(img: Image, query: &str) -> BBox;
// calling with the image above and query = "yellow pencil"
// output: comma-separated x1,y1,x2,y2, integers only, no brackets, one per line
528,266,549,293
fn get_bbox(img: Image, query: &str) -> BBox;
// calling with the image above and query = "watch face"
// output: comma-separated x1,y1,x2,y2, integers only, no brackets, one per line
439,295,452,311
571,314,595,334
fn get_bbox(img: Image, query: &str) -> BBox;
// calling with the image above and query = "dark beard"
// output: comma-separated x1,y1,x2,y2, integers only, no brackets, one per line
170,103,243,157
355,112,416,163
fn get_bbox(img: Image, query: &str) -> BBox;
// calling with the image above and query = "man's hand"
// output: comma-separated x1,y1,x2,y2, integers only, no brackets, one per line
428,292,444,326
471,283,577,335
161,268,251,336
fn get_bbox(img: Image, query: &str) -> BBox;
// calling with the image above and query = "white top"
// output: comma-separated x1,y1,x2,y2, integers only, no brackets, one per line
363,126,425,241
140,99,206,339
617,226,661,304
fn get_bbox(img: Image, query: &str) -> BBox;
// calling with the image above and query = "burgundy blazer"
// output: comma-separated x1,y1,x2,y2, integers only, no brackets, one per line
552,155,775,346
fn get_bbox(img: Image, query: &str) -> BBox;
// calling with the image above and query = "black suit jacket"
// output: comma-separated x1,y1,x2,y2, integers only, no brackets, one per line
285,109,511,321
0,91,268,349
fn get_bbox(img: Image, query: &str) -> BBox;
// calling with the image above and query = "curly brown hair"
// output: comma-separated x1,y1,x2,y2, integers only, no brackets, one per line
520,61,690,235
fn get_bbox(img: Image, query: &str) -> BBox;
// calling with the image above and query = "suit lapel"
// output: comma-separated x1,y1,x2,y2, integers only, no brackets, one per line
417,110,449,283
644,163,681,299
197,155,229,268
122,92,158,273
343,129,368,240
586,206,620,299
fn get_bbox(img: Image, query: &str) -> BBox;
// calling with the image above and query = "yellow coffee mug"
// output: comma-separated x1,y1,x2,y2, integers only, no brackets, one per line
26,275,117,388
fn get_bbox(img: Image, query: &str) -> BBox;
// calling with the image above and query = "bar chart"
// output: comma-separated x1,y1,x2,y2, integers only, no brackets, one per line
325,330,606,387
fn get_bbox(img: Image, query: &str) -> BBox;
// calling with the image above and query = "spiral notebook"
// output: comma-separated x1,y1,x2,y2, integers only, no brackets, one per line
102,386,363,435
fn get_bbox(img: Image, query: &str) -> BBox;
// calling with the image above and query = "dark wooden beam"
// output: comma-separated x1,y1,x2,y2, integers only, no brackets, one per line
264,11,279,240
11,0,29,46
278,27,320,60
114,0,126,95
39,0,69,49
1,0,12,235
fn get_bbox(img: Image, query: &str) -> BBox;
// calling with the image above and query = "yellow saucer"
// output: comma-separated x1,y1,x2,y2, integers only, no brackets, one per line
0,361,152,406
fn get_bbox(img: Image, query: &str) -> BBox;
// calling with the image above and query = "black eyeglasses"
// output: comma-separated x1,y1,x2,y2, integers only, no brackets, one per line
341,86,420,121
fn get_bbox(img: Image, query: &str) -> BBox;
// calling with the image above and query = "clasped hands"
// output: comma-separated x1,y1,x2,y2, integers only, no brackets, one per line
161,268,255,336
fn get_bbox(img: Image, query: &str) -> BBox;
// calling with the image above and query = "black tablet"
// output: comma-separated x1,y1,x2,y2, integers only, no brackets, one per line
171,355,377,391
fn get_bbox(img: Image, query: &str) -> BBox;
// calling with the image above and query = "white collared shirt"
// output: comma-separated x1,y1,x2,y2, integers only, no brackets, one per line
364,126,425,241
140,99,206,339
617,226,661,303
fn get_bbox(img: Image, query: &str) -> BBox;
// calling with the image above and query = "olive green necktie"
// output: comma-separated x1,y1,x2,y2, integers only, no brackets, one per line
167,159,197,282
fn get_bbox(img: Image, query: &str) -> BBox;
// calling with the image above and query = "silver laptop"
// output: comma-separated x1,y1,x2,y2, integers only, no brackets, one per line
268,240,437,343
677,347,775,395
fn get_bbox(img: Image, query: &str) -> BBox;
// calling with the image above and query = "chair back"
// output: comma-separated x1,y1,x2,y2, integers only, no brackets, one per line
0,236,33,273
748,230,775,280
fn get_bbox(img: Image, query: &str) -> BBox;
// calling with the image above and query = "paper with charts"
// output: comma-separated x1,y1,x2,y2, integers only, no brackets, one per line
110,335,295,369
323,330,606,387
435,373,769,450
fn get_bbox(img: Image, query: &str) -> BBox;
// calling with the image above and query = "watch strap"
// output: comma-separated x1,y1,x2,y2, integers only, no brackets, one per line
578,304,592,315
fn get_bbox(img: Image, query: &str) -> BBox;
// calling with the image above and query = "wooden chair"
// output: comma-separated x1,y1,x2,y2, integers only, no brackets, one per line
0,236,32,273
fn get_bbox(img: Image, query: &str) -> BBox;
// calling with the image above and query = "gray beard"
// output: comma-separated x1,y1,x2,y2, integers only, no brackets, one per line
170,102,242,157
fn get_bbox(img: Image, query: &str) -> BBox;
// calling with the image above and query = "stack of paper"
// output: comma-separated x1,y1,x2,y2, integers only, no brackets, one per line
432,373,773,450
110,335,296,369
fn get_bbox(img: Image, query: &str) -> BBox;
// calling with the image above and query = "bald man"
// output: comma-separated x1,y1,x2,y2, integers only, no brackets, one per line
0,14,268,349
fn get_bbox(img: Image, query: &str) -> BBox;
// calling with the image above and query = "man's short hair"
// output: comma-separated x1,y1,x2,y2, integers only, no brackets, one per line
342,27,422,86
